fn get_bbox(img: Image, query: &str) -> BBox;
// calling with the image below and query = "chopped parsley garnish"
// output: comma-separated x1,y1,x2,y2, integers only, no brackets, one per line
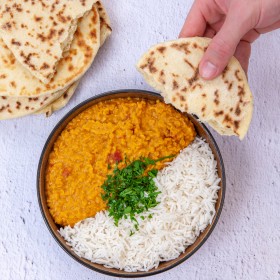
101,155,173,230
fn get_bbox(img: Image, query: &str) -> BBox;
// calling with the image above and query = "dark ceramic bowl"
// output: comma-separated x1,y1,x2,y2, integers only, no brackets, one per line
37,89,226,278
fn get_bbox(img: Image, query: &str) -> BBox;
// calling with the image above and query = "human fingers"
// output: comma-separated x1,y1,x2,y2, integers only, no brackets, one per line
206,21,259,43
242,29,260,43
199,10,252,80
234,40,251,74
256,20,280,34
203,25,216,38
179,1,206,37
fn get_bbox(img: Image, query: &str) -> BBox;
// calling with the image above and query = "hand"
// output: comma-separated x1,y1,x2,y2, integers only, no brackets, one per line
179,0,280,79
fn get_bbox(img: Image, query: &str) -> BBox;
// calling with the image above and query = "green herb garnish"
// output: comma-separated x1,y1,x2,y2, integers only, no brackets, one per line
101,155,173,230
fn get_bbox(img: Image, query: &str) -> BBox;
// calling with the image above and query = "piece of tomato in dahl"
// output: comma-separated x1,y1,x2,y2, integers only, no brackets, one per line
62,167,71,178
107,150,122,163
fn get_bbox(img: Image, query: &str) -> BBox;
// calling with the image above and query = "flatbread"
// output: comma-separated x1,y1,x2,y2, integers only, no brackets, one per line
0,6,100,120
0,84,71,120
137,37,253,139
36,82,80,117
37,1,112,117
95,1,112,46
0,5,100,98
0,0,97,84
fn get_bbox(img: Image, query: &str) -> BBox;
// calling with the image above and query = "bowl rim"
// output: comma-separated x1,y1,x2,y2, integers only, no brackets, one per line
37,89,226,278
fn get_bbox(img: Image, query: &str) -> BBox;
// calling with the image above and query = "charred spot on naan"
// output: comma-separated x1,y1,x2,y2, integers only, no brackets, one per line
234,120,240,130
214,110,224,117
238,85,246,96
171,42,190,55
10,81,16,88
89,29,97,39
68,64,74,72
222,113,242,134
188,68,199,86
201,105,206,117
179,95,186,101
157,46,166,54
235,69,242,82
192,42,206,52
191,83,202,90
19,51,37,71
173,80,179,90
223,114,233,124
158,70,166,85
1,22,13,31
214,90,220,106
11,39,21,46
235,104,241,116
140,57,157,73
184,59,195,70
222,66,229,79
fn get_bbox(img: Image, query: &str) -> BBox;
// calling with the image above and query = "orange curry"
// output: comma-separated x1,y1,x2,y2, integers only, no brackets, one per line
46,98,196,226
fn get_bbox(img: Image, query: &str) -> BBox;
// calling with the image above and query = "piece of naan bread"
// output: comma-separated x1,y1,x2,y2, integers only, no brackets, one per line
37,1,112,117
0,5,100,99
0,85,71,120
0,0,97,84
37,82,80,117
137,37,253,139
96,0,112,46
0,5,100,120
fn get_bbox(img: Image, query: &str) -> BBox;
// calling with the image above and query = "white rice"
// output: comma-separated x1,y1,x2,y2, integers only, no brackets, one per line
59,137,220,272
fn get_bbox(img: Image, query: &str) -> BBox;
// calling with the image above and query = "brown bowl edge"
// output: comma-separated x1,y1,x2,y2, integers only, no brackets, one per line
37,89,226,278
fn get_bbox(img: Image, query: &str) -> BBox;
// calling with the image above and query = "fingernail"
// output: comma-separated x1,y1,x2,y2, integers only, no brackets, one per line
201,61,218,79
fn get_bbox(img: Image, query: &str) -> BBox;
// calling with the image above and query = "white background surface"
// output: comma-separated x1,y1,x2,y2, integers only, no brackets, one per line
0,1,279,279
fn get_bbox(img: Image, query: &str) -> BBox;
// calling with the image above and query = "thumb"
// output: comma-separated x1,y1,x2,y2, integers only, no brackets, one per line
199,14,250,80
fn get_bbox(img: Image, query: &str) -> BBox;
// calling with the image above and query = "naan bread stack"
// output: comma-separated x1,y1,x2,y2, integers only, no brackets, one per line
137,37,253,139
0,0,111,120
